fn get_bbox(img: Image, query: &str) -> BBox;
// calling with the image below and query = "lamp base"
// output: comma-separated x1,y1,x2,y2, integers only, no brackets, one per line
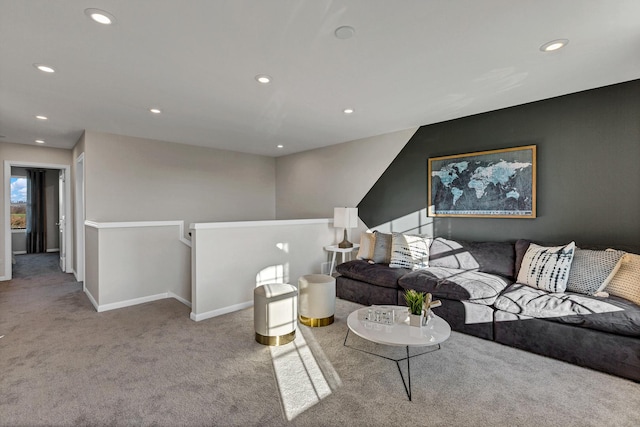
338,229,353,248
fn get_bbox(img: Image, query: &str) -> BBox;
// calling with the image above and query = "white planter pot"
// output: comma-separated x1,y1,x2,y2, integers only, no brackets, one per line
409,313,423,327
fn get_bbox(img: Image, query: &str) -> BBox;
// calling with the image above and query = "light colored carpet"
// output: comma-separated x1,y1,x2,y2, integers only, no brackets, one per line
1,253,639,426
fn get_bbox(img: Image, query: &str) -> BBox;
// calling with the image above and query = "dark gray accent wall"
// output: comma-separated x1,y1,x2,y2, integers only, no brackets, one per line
358,79,640,253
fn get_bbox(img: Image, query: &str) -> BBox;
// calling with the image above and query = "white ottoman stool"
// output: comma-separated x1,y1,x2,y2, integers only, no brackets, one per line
254,283,297,346
298,274,336,327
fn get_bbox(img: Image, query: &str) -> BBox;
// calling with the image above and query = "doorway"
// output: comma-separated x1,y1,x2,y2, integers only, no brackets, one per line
3,160,72,281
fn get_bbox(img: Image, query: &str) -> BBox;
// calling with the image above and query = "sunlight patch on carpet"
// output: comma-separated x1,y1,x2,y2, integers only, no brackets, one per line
269,328,341,420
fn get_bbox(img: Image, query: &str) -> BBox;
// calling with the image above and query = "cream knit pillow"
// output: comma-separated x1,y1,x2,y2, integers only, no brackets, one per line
356,232,375,260
604,253,640,306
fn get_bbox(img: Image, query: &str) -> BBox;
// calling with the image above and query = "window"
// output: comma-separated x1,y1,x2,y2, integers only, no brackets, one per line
10,176,27,229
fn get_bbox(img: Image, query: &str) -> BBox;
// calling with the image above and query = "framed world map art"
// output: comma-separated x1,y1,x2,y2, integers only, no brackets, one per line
428,145,536,218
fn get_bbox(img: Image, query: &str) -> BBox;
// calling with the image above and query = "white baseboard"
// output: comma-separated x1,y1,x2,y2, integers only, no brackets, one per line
0,275,8,281
13,250,59,254
190,300,253,322
96,293,168,313
83,289,192,313
168,292,192,308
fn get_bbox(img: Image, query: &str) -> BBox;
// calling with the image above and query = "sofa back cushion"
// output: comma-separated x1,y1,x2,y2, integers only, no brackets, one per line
514,239,532,278
428,237,516,279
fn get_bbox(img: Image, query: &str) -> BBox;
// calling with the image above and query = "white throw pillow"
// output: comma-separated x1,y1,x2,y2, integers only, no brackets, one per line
605,253,640,306
517,242,576,293
389,233,431,270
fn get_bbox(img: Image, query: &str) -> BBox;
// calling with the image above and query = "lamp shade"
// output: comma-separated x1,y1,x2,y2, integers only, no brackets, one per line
333,207,358,229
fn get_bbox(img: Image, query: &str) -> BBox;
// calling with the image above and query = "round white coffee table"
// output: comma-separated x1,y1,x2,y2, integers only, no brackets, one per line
345,305,451,400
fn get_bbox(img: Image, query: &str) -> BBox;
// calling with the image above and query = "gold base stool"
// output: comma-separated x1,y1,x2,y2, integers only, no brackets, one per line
254,283,297,346
298,274,336,327
299,314,334,327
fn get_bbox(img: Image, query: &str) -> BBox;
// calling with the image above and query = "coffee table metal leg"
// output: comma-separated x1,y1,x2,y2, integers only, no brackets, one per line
344,330,441,401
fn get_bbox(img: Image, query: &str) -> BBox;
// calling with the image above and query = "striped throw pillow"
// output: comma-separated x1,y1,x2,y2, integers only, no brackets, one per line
517,242,576,293
389,233,431,270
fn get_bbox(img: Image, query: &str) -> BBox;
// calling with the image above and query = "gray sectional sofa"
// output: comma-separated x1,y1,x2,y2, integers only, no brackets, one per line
336,237,640,382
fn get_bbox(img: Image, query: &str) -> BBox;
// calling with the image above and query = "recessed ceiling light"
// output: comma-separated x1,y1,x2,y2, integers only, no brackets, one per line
35,115,48,120
255,75,271,84
343,108,355,114
35,139,45,144
335,26,355,40
149,108,162,114
34,64,55,73
540,39,569,52
276,144,284,149
84,8,115,25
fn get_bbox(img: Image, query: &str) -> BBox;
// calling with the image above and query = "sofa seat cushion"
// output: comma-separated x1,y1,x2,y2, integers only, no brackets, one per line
398,267,513,305
336,260,409,289
494,283,640,337
429,238,516,279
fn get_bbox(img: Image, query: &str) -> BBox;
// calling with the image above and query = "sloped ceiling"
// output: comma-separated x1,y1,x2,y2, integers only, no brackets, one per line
1,0,639,156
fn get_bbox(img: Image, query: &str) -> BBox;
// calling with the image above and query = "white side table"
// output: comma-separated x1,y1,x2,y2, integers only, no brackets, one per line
324,244,360,275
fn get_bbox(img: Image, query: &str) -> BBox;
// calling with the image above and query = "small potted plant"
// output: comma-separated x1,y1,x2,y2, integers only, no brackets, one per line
404,289,426,327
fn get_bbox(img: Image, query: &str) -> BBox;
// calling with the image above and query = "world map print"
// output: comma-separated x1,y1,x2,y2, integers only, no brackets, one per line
428,146,535,217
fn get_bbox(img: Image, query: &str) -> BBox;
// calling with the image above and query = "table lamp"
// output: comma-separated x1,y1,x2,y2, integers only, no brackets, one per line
334,207,358,248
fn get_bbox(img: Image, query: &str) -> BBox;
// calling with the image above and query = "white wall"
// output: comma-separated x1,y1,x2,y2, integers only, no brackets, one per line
275,128,417,219
83,131,277,227
84,221,191,312
190,219,335,321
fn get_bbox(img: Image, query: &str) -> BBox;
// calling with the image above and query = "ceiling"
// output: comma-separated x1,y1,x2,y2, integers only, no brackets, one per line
1,1,639,157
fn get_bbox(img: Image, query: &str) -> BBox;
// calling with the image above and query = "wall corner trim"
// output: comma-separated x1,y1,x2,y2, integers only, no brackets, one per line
85,288,99,311
168,292,192,308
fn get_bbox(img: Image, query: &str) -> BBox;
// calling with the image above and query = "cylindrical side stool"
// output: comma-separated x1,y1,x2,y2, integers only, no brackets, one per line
254,283,297,346
298,274,336,327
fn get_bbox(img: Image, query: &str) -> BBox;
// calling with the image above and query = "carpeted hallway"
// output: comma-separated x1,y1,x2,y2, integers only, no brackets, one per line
1,254,639,426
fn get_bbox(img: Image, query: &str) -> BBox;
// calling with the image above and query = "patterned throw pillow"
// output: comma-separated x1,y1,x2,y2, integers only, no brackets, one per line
370,231,392,264
356,232,375,260
565,249,625,295
517,242,576,293
605,253,640,306
389,233,431,270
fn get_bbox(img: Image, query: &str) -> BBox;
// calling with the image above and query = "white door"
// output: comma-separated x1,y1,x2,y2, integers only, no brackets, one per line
75,154,85,282
58,169,66,271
